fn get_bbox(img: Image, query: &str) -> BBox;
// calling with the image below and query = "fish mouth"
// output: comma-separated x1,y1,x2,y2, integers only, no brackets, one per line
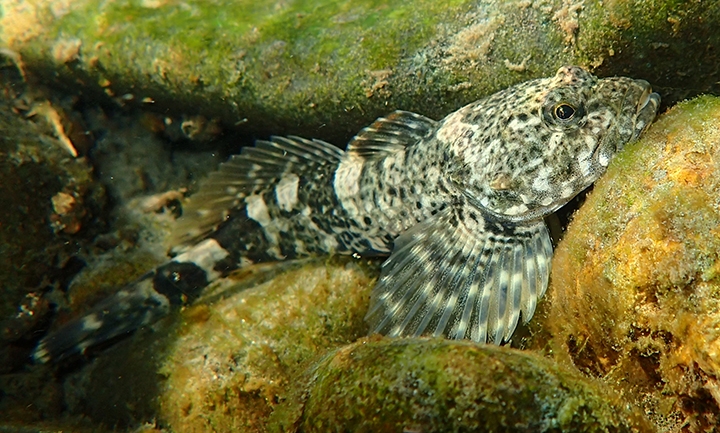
632,81,661,140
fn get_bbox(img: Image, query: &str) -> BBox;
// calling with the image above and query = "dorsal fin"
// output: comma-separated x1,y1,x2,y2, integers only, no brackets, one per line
171,136,343,247
347,110,437,158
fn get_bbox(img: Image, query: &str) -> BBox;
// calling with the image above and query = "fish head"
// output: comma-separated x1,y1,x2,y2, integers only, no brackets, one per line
583,74,660,167
448,66,660,221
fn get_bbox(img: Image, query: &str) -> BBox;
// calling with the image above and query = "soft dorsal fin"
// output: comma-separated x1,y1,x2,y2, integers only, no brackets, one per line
347,110,437,158
171,136,343,247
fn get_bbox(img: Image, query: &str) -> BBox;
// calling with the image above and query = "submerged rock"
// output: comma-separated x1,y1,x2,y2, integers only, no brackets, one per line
0,67,102,374
155,258,376,433
2,1,719,142
536,96,720,432
270,338,652,432
58,257,376,431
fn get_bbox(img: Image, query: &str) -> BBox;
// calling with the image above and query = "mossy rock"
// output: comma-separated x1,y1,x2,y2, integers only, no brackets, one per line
2,1,719,143
535,95,720,431
270,338,653,432
55,257,376,432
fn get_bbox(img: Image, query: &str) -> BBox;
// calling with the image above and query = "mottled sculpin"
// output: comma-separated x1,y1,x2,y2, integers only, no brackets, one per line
34,66,659,363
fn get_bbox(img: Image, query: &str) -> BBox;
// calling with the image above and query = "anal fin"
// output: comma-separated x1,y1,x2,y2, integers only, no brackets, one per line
365,205,552,344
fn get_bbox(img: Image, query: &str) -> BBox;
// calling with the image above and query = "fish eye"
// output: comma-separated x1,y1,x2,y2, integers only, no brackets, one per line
541,97,585,129
554,103,576,120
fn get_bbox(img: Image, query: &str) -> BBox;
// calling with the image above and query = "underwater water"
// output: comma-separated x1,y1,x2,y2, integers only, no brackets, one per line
1,0,720,432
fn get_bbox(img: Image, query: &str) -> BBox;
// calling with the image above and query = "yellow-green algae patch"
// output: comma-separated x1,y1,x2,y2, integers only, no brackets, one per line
270,338,652,432
6,1,720,143
534,96,720,431
63,257,376,432
157,258,376,433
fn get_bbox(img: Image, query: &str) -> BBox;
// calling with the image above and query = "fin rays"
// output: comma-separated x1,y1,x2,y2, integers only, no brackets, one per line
366,206,552,345
33,278,171,364
347,111,437,158
173,136,343,246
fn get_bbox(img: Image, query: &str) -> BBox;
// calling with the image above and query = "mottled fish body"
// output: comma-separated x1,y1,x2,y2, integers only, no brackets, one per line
34,66,660,363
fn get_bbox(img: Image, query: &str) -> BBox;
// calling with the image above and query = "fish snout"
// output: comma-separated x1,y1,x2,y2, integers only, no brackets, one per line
633,81,660,139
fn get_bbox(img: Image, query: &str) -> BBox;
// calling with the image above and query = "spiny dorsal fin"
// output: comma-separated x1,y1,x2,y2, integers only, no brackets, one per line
171,136,343,247
347,110,437,158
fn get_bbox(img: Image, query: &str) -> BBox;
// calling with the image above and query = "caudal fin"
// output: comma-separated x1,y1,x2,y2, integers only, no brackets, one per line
32,275,171,364
33,257,216,364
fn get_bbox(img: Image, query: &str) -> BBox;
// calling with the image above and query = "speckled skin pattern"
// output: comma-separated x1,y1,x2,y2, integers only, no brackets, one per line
34,66,659,363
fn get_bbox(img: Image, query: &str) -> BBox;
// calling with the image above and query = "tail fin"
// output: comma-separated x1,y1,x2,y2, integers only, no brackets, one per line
33,242,224,364
33,134,346,363
32,275,170,364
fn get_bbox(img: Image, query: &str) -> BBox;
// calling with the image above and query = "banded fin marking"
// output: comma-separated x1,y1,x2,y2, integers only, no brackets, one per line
365,205,552,344
173,136,343,246
173,238,229,281
32,276,171,364
33,256,220,364
347,110,437,158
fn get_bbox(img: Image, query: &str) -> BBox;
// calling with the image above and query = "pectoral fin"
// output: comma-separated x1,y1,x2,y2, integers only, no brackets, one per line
366,206,552,344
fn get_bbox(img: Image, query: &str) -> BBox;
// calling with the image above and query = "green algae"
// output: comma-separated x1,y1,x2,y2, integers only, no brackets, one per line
577,0,720,102
7,0,718,150
3,0,720,149
535,96,720,431
2,0,483,143
270,338,652,432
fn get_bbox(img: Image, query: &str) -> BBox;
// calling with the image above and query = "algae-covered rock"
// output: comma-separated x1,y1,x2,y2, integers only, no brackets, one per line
535,95,720,431
59,257,376,431
0,83,94,314
0,66,103,372
2,0,718,143
270,338,652,432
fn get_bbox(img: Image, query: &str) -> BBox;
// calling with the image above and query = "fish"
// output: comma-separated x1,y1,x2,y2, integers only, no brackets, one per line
33,66,660,363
